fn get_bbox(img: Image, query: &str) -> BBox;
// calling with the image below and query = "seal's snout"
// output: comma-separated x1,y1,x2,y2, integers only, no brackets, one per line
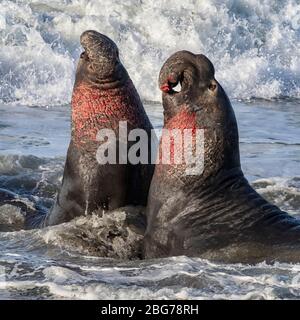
80,30,118,66
160,84,171,93
160,78,181,94
75,30,128,87
159,51,218,98
80,30,113,49
159,69,182,94
159,51,197,95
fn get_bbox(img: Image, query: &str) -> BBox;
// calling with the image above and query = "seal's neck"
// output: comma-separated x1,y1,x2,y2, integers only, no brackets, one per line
71,79,141,147
156,103,241,187
164,108,197,131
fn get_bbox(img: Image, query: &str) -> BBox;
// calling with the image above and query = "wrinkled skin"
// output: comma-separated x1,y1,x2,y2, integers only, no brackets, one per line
144,50,300,264
41,30,154,227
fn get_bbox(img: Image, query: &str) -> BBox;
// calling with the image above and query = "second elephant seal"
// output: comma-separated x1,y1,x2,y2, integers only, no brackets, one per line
144,51,300,264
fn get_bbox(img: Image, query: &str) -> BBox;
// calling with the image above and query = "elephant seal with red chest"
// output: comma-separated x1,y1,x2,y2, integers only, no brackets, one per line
144,50,300,264
43,30,154,226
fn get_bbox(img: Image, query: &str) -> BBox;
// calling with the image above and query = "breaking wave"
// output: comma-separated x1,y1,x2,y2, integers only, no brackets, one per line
0,0,300,106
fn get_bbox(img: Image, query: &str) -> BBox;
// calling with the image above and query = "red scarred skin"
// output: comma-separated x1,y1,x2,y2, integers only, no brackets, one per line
164,107,197,131
158,107,198,167
71,79,147,148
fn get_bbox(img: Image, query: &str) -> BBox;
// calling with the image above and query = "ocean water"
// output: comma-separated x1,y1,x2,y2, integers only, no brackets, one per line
0,0,300,300
0,101,299,300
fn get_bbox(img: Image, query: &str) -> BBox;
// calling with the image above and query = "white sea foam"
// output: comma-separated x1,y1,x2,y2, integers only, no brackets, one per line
0,0,299,106
252,176,300,216
0,173,300,299
1,257,300,299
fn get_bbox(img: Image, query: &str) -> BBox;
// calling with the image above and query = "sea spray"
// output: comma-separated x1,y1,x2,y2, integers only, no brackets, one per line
0,0,299,106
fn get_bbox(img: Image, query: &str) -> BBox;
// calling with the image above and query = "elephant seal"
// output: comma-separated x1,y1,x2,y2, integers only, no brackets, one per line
43,30,154,226
144,51,300,264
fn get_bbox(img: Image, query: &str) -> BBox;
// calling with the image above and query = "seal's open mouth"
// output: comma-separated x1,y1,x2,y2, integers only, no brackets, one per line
160,77,182,94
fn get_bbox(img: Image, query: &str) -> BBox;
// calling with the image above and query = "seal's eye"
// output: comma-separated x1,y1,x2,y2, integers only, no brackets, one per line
208,80,217,92
209,84,216,91
80,52,85,59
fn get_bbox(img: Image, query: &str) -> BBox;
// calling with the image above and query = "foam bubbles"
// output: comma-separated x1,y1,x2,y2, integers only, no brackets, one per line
252,177,300,216
0,0,299,106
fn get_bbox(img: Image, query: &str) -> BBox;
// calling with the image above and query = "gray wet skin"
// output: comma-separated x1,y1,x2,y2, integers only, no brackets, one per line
144,50,300,264
34,30,154,228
